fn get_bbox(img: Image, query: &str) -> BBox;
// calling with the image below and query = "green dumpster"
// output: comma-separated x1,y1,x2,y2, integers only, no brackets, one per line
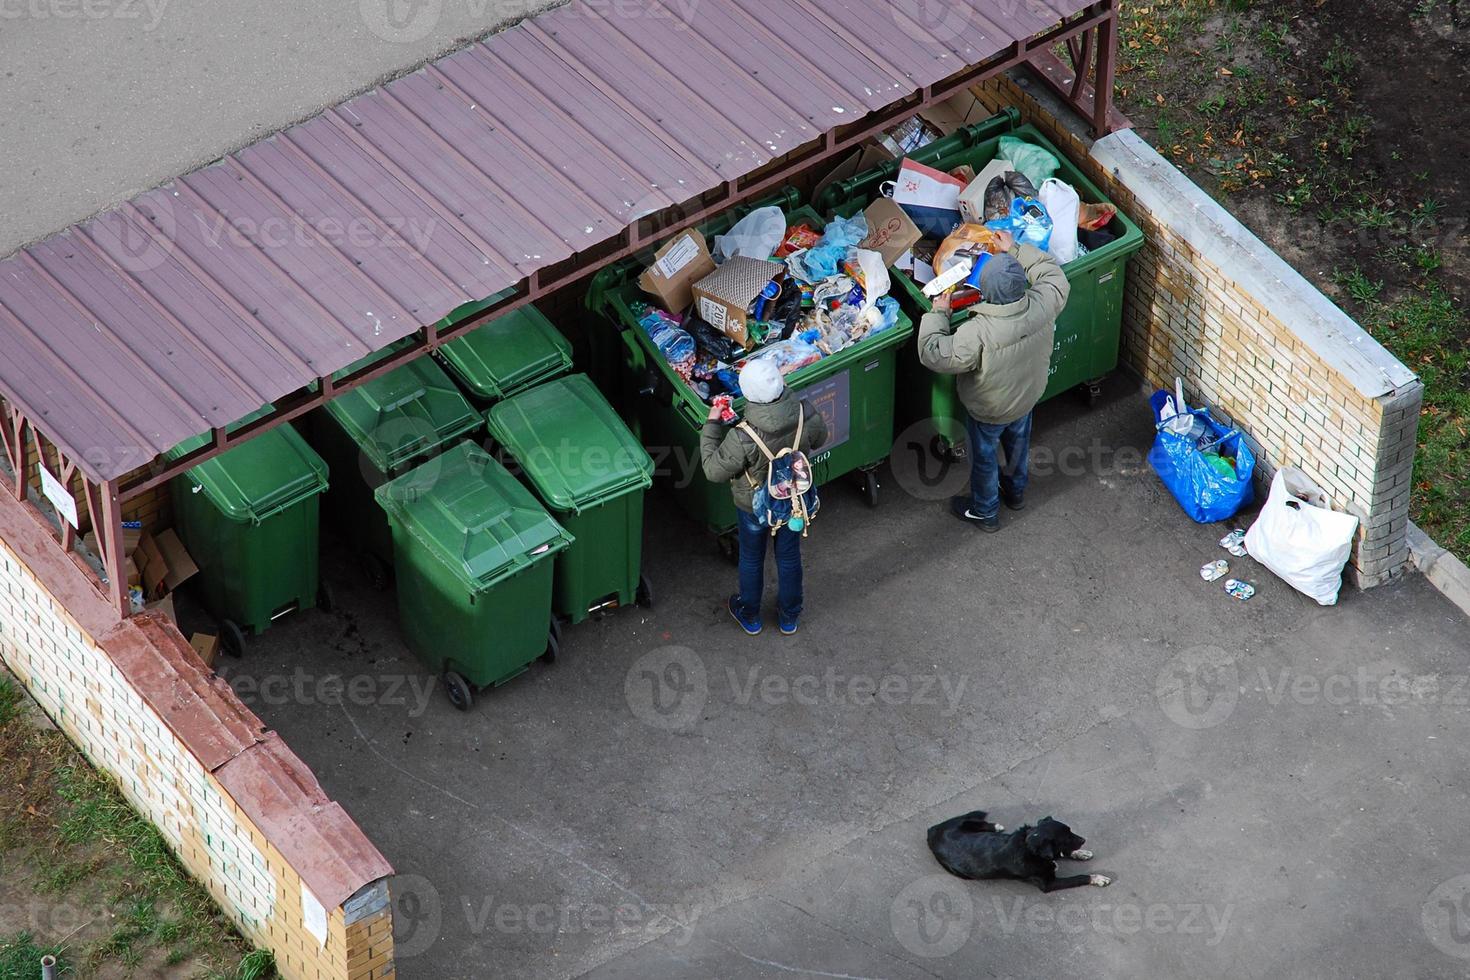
375,441,572,711
435,297,573,406
308,343,483,586
485,373,654,624
816,111,1145,457
166,409,329,653
586,193,915,550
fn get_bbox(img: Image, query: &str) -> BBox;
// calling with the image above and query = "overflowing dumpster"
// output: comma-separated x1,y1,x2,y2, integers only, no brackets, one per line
587,194,914,556
816,112,1144,457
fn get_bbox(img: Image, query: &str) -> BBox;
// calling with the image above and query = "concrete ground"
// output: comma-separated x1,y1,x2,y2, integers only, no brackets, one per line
0,0,564,255
206,378,1470,980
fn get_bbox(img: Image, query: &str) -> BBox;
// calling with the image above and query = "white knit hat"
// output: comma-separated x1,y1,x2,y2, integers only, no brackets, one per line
738,358,785,404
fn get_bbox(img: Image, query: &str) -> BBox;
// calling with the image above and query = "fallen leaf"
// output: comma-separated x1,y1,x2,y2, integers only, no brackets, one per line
1220,68,1234,76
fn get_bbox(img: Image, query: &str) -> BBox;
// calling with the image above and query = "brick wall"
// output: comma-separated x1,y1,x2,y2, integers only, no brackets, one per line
0,488,395,980
973,70,1423,586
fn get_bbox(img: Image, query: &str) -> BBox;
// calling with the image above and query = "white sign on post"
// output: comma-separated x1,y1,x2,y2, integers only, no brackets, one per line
39,467,79,528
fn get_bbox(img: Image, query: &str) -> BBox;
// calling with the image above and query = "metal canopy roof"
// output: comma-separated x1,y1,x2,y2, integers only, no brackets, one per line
0,0,1092,484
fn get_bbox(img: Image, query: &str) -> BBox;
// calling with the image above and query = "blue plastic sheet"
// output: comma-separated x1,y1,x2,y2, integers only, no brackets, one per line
1147,390,1256,523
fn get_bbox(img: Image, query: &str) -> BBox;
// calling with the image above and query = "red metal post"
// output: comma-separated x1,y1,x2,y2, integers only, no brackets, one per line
98,479,130,617
1092,0,1118,138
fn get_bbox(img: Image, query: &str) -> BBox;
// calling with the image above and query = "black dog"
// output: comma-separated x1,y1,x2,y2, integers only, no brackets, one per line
927,810,1111,893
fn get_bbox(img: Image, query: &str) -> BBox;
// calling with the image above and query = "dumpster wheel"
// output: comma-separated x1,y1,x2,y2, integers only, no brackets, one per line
443,670,473,712
316,580,336,614
716,533,739,566
857,469,881,509
636,573,654,608
220,620,247,658
542,617,562,664
1082,377,1107,408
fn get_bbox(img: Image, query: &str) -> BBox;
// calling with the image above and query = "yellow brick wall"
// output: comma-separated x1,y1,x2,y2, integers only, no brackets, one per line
972,72,1421,584
0,534,393,979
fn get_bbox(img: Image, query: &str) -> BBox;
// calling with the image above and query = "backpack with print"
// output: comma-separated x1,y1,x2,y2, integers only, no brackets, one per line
739,408,820,535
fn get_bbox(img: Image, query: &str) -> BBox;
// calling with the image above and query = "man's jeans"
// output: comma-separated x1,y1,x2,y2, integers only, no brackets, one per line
964,411,1033,518
735,509,803,621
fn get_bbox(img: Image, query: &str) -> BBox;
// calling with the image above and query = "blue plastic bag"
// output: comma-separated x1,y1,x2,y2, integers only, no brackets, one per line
985,196,1053,252
1147,390,1256,523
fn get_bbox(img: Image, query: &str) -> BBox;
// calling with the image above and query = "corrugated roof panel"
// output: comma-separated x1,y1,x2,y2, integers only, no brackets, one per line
515,19,764,178
232,136,476,321
586,5,822,158
0,264,198,450
21,238,252,428
469,38,716,197
386,70,625,234
282,116,521,293
0,0,1097,482
181,162,424,344
158,185,376,374
332,91,580,267
80,215,305,384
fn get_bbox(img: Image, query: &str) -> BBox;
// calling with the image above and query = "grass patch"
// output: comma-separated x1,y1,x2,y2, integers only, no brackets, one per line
0,933,67,980
0,676,279,978
1117,0,1470,563
1351,278,1470,558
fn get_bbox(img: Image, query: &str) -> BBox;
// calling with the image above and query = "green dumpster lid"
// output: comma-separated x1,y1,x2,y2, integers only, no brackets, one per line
374,441,572,593
437,304,573,402
484,374,654,513
323,355,482,475
165,407,329,524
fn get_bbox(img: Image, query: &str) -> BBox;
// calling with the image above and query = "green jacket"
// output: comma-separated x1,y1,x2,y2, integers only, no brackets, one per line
700,390,829,513
917,243,1070,424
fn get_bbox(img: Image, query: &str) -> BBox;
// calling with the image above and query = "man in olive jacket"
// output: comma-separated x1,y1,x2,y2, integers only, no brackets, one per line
918,232,1070,531
701,359,827,636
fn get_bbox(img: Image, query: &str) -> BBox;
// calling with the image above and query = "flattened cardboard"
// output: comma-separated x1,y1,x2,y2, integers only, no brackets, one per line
691,256,782,350
154,529,199,593
145,592,176,626
136,531,168,599
859,198,922,268
638,230,715,313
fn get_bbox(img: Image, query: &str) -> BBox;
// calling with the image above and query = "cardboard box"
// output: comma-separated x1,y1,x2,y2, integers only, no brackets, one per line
691,257,783,350
133,528,198,601
144,592,176,626
189,632,221,669
638,230,715,313
858,198,922,268
82,523,143,561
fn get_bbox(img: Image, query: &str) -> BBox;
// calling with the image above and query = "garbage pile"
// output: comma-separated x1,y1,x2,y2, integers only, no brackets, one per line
632,206,901,404
881,136,1118,305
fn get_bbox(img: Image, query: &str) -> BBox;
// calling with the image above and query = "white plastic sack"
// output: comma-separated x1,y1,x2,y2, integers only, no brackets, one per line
712,206,786,263
852,247,890,309
1244,467,1360,606
1039,178,1080,264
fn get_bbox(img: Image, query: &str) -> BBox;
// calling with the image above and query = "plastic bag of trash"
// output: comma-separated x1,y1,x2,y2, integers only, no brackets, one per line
1147,390,1256,523
983,171,1038,221
713,206,786,263
1039,179,1080,264
1244,468,1360,605
998,136,1060,187
985,196,1054,253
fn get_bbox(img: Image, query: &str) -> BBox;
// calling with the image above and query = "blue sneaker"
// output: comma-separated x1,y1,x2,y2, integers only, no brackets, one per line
778,613,799,636
728,595,762,635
